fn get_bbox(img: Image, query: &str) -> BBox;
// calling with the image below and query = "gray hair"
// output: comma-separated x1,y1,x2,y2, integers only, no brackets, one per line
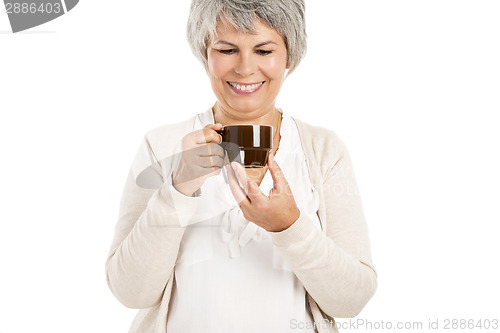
186,0,307,75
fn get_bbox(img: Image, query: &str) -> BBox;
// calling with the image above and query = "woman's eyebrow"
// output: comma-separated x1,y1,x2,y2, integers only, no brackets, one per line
213,40,237,47
213,40,277,48
254,41,277,48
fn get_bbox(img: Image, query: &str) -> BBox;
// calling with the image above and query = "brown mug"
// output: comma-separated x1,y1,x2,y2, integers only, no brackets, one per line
216,125,273,168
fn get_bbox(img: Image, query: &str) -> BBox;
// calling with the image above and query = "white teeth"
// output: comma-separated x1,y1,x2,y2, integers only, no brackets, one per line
229,82,263,91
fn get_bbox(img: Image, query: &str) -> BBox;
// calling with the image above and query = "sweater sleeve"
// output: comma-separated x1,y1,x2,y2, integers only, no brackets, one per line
269,135,377,318
105,135,202,309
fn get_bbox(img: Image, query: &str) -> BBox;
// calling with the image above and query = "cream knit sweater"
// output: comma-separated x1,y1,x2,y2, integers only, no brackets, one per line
105,110,377,333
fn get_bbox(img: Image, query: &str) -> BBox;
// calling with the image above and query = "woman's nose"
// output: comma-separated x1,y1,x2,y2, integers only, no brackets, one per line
234,53,257,77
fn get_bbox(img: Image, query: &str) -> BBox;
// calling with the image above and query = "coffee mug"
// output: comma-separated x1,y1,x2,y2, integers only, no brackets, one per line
216,125,273,168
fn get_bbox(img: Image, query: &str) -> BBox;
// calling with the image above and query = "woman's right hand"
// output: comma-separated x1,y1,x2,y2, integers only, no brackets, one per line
172,123,224,197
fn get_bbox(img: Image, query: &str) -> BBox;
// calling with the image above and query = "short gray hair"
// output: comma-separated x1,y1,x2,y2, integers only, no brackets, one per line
186,0,307,75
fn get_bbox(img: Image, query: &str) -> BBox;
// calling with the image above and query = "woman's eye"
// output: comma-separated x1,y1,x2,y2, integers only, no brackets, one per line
218,49,236,55
256,50,273,56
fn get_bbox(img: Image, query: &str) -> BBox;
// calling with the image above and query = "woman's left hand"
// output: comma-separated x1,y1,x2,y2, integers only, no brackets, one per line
225,152,300,232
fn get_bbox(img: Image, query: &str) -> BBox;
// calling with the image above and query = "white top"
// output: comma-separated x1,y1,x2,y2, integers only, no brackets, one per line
166,109,321,333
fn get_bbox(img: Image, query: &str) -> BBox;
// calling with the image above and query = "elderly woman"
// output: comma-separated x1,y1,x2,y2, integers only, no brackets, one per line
106,0,377,332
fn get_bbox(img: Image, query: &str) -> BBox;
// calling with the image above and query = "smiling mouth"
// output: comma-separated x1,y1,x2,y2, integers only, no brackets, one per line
227,81,265,94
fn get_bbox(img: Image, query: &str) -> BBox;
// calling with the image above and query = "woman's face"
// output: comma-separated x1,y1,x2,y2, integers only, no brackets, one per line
207,19,289,119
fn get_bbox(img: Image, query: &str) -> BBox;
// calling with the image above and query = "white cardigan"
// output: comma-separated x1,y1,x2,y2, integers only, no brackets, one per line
105,109,377,333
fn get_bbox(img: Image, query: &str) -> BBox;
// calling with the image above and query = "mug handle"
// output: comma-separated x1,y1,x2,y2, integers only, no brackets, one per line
215,129,224,139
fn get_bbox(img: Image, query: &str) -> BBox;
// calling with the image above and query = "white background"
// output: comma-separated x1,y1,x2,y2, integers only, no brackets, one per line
1,1,499,332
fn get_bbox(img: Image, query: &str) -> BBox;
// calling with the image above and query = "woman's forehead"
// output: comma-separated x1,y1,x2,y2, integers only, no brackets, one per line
212,19,283,45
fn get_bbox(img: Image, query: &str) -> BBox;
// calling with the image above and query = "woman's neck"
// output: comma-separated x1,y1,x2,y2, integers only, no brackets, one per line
212,103,279,127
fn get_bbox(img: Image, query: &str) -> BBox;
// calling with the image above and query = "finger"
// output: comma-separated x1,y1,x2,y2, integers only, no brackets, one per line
192,128,223,145
245,175,267,204
206,123,223,142
187,145,213,159
231,162,267,205
198,155,224,169
176,164,212,184
205,123,223,131
195,163,223,180
182,124,223,150
207,167,222,178
268,152,287,188
231,161,249,193
198,143,224,170
225,162,248,205
198,143,224,157
188,143,222,162
204,123,223,144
